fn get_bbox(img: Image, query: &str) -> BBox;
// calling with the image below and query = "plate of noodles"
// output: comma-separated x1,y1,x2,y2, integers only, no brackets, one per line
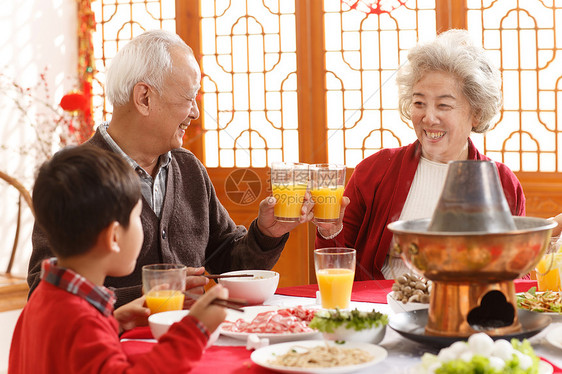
250,339,387,374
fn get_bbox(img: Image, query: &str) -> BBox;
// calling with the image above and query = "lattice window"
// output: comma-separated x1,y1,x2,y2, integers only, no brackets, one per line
324,1,436,166
200,2,298,167
89,0,562,172
467,0,562,172
91,0,176,123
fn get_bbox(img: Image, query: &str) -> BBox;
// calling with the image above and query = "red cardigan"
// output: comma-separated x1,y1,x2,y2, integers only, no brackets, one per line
9,281,208,374
316,140,526,281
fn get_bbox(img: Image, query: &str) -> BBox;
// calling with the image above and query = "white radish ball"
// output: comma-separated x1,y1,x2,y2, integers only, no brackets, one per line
437,347,457,362
468,333,495,355
488,356,506,370
459,351,474,362
491,339,515,362
514,351,533,370
449,341,469,355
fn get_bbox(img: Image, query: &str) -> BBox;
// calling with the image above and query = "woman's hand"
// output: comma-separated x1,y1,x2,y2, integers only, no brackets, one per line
549,213,562,237
315,196,350,239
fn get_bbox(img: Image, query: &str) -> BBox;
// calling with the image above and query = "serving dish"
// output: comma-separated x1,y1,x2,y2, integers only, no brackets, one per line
221,305,321,343
517,291,562,321
386,291,429,313
388,309,551,348
250,339,387,374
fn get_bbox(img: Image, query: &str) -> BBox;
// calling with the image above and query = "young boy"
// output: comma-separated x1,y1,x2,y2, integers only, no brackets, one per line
9,146,228,373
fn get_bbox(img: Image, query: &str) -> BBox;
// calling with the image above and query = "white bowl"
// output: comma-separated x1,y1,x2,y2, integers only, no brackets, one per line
323,323,386,344
148,310,220,347
387,291,430,313
218,270,279,305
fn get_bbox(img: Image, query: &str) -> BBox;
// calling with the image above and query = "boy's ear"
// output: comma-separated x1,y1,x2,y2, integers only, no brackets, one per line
100,221,121,254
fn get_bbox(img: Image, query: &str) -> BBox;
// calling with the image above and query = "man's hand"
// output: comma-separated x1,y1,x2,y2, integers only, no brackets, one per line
315,196,350,238
183,266,209,308
256,192,314,237
114,295,151,334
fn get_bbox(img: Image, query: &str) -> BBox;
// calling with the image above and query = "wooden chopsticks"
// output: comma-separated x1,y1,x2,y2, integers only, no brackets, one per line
183,292,248,312
204,274,254,279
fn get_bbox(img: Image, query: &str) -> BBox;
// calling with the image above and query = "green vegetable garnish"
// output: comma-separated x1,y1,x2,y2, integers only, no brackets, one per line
517,286,562,313
421,339,539,374
309,308,388,333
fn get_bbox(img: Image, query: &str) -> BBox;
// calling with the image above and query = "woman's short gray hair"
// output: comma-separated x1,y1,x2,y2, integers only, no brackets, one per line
396,29,502,133
105,29,193,107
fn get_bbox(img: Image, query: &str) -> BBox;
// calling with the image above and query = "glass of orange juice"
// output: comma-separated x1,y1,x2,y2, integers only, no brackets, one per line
270,162,309,222
142,264,187,314
535,238,562,292
314,247,356,309
310,164,346,223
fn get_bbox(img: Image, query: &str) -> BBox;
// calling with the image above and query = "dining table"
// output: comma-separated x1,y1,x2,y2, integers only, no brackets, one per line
121,279,562,373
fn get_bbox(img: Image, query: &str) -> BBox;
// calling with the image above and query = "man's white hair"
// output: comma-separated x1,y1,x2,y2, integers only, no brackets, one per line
105,29,193,107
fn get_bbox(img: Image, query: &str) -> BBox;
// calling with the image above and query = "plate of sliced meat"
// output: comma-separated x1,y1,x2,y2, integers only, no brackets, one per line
221,305,322,343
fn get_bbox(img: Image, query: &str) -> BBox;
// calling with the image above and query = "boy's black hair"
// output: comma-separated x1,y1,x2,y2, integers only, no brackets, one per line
32,145,141,258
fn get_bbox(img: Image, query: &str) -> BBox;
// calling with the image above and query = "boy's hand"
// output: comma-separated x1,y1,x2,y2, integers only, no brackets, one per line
114,295,151,333
188,285,228,334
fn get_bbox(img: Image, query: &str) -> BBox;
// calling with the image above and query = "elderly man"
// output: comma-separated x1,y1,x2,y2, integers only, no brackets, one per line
27,29,312,307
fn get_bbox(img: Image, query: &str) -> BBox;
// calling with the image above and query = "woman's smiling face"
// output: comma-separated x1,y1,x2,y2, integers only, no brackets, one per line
410,71,477,163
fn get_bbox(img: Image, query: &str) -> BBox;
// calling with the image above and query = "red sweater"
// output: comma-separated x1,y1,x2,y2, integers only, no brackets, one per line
9,281,208,374
316,140,526,280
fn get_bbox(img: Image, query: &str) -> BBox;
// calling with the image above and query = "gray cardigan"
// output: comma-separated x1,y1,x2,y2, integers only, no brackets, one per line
27,130,288,307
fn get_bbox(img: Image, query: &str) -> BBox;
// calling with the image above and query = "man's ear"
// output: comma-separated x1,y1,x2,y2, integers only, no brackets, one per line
132,82,151,116
99,221,121,254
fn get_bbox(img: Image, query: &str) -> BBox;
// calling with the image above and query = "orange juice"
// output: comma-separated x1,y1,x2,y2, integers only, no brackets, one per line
536,253,562,291
316,268,354,309
311,186,344,221
146,290,185,313
272,183,307,221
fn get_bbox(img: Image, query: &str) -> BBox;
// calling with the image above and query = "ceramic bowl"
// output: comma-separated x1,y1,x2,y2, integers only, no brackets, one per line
387,291,430,313
218,270,279,305
322,323,386,344
148,310,220,347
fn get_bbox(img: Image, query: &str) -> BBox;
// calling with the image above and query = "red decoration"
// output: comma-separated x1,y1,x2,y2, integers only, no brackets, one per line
60,0,96,143
60,91,88,112
342,0,406,15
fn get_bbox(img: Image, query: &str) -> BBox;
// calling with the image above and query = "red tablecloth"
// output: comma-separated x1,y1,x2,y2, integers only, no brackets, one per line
275,279,538,303
122,338,268,374
121,279,551,373
121,327,561,373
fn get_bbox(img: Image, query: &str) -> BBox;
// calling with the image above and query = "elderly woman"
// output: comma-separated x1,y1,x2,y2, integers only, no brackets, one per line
315,29,525,281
